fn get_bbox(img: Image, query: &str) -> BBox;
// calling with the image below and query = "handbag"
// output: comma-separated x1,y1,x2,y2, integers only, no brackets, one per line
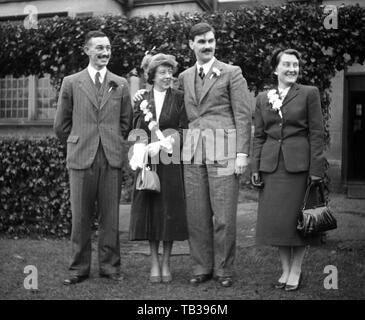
135,150,160,193
297,181,337,237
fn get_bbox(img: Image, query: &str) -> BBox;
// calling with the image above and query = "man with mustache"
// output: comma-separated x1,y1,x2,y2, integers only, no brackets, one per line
178,22,252,287
54,30,132,285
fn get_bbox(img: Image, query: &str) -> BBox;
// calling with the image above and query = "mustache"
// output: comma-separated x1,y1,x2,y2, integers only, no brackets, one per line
97,54,110,59
201,48,213,53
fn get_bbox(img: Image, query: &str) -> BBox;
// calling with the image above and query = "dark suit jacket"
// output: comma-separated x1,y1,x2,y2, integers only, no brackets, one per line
132,87,188,149
251,83,325,177
54,68,132,169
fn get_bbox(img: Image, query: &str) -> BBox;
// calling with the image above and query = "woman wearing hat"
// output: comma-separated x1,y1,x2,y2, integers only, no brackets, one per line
251,49,325,291
129,53,188,283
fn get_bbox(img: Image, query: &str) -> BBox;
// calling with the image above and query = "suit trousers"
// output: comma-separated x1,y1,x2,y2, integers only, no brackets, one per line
184,162,239,277
68,142,121,276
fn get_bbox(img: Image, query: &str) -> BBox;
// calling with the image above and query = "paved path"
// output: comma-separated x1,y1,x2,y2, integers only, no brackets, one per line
119,192,365,256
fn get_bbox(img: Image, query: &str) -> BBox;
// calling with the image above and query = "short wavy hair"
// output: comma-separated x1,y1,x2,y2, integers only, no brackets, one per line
146,53,178,85
270,48,302,72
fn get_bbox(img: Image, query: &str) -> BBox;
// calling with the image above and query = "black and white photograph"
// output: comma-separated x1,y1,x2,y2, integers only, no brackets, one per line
0,0,364,308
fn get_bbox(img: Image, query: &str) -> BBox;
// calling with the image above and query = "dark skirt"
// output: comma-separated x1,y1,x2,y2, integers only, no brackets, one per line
129,161,188,241
255,152,321,246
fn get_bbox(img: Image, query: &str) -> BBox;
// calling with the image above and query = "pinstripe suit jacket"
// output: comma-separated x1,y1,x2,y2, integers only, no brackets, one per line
178,59,252,162
54,68,132,169
251,83,325,177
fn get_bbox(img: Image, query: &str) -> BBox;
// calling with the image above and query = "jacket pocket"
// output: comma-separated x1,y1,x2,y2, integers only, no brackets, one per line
67,135,79,144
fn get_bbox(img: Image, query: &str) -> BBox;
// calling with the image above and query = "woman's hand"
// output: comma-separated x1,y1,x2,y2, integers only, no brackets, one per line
251,172,264,188
310,175,322,183
146,141,160,157
133,89,147,103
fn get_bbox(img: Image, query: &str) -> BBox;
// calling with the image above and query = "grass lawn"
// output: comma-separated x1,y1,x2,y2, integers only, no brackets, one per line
0,190,364,300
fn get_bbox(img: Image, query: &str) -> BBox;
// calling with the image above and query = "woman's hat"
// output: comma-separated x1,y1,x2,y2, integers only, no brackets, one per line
146,53,178,74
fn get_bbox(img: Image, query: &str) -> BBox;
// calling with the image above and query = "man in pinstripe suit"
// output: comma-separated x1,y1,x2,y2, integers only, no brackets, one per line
54,31,132,285
178,23,252,287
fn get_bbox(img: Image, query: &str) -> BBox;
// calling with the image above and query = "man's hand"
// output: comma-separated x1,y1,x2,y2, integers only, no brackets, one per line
234,154,248,175
133,89,147,103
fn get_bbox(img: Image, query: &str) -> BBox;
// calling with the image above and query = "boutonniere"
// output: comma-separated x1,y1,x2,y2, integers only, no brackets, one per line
209,67,221,80
267,89,283,118
108,80,119,93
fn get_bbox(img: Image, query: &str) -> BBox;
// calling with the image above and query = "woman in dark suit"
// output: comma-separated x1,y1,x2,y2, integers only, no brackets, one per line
129,54,188,283
251,49,325,291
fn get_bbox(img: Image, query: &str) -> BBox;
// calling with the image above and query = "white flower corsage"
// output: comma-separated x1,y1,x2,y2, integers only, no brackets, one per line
209,67,221,79
267,89,283,118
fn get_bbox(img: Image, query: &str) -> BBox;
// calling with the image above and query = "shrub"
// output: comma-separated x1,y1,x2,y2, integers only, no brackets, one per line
0,138,134,238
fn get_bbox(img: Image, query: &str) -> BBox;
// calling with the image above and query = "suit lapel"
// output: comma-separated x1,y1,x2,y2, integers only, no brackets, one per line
186,66,198,105
281,83,300,108
78,69,98,109
147,89,157,120
100,70,114,110
199,59,222,104
158,87,172,125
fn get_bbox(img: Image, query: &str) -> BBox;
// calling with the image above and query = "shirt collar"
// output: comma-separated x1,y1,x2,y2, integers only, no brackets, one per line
196,57,216,76
87,64,107,84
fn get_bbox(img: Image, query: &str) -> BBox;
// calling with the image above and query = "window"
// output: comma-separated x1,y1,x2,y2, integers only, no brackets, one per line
0,76,29,119
36,76,57,120
0,74,57,123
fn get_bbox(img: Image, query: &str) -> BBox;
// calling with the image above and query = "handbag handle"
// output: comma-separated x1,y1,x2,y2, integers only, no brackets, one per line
301,180,327,211
142,145,157,172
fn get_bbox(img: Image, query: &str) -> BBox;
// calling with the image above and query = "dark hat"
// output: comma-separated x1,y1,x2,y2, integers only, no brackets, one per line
146,53,178,74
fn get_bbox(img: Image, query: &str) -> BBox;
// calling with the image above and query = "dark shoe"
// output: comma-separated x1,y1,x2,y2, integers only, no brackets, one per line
190,273,213,285
285,274,303,291
215,276,233,287
273,281,286,289
63,275,89,285
100,273,124,282
162,274,172,283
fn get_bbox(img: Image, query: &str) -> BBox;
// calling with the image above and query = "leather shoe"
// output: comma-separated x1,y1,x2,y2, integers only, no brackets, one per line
189,273,213,285
215,276,233,287
63,275,89,285
100,273,124,282
273,281,286,289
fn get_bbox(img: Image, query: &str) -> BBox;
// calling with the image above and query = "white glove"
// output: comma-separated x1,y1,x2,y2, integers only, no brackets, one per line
146,141,161,157
160,135,175,154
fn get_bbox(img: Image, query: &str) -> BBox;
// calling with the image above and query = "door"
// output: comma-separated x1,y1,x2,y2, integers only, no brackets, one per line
346,75,365,198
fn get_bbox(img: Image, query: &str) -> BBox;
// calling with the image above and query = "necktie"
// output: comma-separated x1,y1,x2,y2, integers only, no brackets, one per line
95,71,101,91
198,67,205,80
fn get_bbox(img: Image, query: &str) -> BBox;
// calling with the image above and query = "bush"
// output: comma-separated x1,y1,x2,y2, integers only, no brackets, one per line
0,137,134,238
1,4,365,147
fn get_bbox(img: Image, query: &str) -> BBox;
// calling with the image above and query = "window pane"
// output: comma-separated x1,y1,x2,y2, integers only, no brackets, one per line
0,76,29,119
36,74,57,120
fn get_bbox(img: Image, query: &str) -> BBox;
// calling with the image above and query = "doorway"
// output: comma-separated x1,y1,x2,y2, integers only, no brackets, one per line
346,75,365,198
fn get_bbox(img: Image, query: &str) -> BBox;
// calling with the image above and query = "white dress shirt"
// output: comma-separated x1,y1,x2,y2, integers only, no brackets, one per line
87,64,107,84
153,88,167,123
196,57,216,77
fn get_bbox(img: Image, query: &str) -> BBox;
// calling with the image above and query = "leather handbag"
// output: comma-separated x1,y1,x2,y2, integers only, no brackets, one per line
297,181,337,237
135,151,160,193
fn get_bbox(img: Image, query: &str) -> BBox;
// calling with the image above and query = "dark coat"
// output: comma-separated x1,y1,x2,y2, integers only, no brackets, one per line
251,83,325,177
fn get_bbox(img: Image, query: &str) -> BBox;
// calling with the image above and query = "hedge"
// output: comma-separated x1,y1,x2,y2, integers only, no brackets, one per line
0,138,134,238
1,4,365,237
1,4,365,147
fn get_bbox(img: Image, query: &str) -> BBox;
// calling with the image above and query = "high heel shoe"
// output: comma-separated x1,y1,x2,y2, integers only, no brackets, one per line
284,273,303,291
162,274,172,283
149,275,161,283
273,281,286,289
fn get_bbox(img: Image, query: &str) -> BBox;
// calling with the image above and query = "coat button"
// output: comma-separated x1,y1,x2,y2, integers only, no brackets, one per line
279,123,282,127
278,139,282,143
